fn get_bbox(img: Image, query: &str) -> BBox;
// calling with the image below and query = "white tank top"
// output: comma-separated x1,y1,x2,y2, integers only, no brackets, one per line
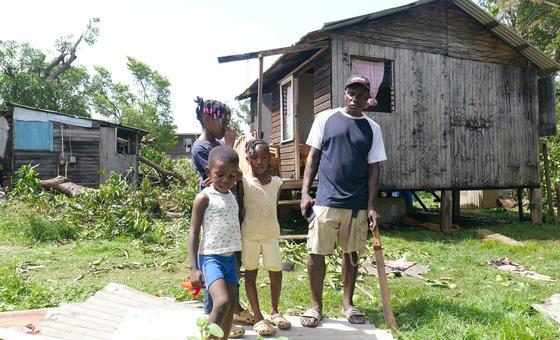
199,186,242,255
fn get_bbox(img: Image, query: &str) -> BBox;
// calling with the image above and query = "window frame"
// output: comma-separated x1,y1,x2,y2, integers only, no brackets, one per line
280,75,295,143
350,56,395,114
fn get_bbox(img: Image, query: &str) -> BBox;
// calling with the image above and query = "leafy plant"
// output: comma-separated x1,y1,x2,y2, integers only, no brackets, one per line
187,315,223,340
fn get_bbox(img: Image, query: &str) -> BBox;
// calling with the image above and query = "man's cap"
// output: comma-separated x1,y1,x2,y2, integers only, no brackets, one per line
345,75,371,91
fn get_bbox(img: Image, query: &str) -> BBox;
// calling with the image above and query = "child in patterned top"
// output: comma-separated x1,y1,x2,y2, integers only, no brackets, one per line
188,145,242,339
238,139,291,336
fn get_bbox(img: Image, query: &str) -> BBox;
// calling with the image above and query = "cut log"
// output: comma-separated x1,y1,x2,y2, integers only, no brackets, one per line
139,155,188,185
40,176,87,197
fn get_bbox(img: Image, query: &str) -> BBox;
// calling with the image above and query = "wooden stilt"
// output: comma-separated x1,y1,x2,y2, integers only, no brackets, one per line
440,191,452,234
517,188,524,221
542,142,554,219
530,188,543,224
452,190,460,217
557,184,560,221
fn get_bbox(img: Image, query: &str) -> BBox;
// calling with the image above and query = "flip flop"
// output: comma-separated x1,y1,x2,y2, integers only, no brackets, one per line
270,313,291,330
229,324,245,338
342,307,366,324
253,319,276,336
233,309,256,325
300,308,322,328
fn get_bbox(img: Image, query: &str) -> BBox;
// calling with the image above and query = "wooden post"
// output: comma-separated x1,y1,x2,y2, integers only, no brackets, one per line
530,188,543,224
517,188,524,221
557,184,560,221
452,190,460,217
256,53,264,139
542,142,554,219
440,190,452,234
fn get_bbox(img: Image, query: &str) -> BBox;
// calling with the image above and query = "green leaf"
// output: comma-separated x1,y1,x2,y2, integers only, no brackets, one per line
196,315,208,327
207,323,224,337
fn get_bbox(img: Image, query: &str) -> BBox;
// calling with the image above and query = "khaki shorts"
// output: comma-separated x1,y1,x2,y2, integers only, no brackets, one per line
307,206,369,255
242,238,282,272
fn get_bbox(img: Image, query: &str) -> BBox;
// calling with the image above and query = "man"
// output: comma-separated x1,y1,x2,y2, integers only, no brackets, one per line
299,75,387,328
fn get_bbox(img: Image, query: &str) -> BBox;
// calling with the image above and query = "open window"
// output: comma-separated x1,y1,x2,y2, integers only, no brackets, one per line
116,128,137,155
351,57,394,113
280,76,294,142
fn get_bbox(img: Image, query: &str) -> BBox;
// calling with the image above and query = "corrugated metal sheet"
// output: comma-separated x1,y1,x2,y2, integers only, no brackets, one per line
35,282,200,340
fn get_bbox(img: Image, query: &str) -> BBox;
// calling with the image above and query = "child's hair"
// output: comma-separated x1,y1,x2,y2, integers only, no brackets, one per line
208,145,239,167
194,96,232,124
245,139,269,156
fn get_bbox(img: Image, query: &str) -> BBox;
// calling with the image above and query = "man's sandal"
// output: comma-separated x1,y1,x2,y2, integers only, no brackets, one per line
233,309,256,325
229,325,245,338
270,313,291,330
342,307,366,324
253,319,276,336
300,308,322,328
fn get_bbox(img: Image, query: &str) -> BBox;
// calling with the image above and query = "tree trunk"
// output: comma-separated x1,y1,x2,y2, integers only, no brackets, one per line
40,176,87,197
138,155,187,185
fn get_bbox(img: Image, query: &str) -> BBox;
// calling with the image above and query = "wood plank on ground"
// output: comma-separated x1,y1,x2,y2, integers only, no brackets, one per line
474,229,523,246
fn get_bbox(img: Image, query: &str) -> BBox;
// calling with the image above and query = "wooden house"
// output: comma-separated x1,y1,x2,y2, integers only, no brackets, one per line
166,133,200,159
236,0,559,195
0,103,148,187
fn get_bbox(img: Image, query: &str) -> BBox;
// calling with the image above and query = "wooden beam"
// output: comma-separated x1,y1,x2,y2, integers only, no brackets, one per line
256,53,264,138
557,184,560,221
279,46,329,85
517,188,524,221
530,188,543,224
411,191,428,211
217,42,329,64
440,191,452,234
452,190,460,217
542,142,554,219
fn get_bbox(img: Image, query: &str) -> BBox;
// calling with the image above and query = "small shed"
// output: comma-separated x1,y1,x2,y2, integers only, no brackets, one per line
166,133,200,159
236,0,559,193
0,103,148,187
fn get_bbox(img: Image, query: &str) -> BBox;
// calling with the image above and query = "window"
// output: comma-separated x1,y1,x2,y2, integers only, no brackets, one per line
280,77,294,142
351,57,394,113
183,137,193,153
14,120,53,150
116,128,136,155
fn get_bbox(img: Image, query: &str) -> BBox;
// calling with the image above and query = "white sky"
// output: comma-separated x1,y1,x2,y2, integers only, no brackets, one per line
2,0,412,133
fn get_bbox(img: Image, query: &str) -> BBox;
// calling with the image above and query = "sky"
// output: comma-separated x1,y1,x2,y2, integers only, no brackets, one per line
2,0,413,133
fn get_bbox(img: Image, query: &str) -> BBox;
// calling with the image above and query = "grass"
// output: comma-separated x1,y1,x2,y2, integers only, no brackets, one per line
1,203,559,339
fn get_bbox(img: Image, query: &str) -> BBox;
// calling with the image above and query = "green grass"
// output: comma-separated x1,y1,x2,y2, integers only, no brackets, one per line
1,204,559,339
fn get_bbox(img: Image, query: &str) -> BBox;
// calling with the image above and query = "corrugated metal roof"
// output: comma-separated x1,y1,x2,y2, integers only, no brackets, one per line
5,102,150,134
236,0,559,98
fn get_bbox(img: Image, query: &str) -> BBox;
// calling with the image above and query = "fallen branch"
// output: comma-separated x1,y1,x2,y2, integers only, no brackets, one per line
138,155,187,185
40,176,87,197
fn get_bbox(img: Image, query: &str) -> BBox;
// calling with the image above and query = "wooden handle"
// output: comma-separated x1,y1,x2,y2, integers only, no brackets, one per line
372,227,398,331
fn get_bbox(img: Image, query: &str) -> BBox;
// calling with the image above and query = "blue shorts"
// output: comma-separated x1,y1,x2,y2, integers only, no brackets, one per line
198,254,238,289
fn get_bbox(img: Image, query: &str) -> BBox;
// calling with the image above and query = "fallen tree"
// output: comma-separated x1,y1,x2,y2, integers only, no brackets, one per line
138,155,188,185
40,176,87,197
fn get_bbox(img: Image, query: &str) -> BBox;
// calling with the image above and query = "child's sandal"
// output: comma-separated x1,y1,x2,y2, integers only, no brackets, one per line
229,325,245,338
270,313,291,330
253,319,276,336
233,309,256,325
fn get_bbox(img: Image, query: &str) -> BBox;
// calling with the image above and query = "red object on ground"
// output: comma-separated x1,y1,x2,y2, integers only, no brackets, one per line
181,281,201,297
